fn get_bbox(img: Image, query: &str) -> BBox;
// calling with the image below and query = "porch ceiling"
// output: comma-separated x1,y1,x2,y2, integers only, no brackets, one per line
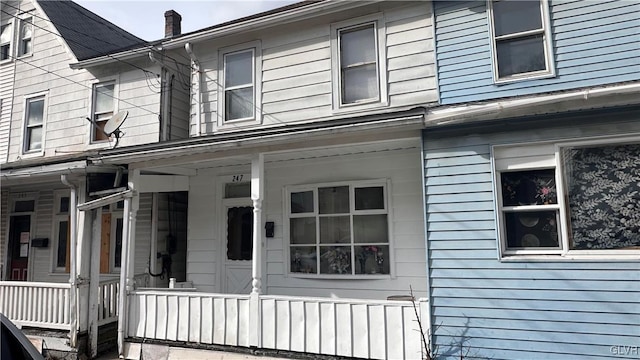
140,136,421,175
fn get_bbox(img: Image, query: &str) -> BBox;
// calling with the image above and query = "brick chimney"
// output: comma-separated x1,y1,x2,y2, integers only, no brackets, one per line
164,10,182,38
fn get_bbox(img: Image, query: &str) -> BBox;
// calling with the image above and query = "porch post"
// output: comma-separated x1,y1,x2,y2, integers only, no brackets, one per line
88,208,102,358
249,153,264,347
117,169,140,357
61,175,78,347
250,153,264,294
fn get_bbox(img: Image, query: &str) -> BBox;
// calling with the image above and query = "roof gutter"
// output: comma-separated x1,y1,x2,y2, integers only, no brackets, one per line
425,82,640,127
0,159,88,181
92,111,425,165
70,46,154,69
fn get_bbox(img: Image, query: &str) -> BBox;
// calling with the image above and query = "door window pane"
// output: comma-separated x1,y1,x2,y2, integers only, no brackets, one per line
225,182,251,198
227,206,253,260
14,200,35,212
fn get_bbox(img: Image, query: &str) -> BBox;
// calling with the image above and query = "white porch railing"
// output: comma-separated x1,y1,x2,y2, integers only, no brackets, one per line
98,274,149,326
128,290,428,359
0,281,71,330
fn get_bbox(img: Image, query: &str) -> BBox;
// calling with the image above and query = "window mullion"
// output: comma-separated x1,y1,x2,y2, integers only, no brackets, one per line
495,28,544,41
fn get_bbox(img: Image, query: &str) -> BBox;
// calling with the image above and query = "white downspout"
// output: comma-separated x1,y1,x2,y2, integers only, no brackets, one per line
61,175,78,348
185,42,202,136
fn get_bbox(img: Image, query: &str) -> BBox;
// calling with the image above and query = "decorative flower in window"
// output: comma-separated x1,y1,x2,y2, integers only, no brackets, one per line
501,169,557,206
321,246,351,274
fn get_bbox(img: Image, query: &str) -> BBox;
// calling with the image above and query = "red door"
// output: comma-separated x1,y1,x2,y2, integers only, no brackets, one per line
8,215,31,281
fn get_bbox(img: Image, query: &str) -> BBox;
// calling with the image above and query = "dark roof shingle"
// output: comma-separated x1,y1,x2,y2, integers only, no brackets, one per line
37,0,147,60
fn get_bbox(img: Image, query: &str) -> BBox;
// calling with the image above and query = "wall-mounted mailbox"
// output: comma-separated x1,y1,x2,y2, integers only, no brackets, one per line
31,238,49,248
265,222,275,238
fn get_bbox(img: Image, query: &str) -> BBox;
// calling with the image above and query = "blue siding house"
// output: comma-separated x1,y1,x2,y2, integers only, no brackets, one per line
424,0,640,359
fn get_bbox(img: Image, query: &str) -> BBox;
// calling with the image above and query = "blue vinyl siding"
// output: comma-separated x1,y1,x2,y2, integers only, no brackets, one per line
423,115,640,359
434,0,640,104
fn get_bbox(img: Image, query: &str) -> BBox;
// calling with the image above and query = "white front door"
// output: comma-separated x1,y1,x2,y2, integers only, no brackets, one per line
222,199,253,294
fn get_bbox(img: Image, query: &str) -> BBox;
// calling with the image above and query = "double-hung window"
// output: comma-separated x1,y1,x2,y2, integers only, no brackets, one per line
23,95,45,153
218,42,261,127
494,137,640,258
488,0,554,82
53,192,70,272
331,15,387,110
0,22,12,61
91,81,115,142
18,17,32,57
287,180,391,276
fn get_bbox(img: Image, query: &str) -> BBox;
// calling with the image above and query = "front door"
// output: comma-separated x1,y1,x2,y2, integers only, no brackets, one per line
223,200,253,294
8,215,31,281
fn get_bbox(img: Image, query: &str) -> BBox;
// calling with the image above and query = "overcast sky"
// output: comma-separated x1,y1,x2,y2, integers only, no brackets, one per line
75,0,299,41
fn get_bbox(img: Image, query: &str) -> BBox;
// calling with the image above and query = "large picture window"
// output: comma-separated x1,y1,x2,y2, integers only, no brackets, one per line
494,138,640,258
488,0,554,82
287,181,390,276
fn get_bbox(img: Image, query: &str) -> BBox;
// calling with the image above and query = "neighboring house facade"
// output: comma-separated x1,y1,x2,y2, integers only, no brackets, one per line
75,1,438,359
424,0,640,359
0,0,189,357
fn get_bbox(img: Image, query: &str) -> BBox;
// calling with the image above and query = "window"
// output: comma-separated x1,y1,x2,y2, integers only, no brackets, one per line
488,0,554,82
91,82,115,142
0,22,11,61
23,96,45,153
494,138,640,258
52,192,70,272
331,15,387,110
18,17,32,57
218,42,261,127
287,181,390,276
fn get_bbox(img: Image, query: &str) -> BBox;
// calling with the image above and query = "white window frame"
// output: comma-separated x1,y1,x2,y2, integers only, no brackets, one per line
89,79,118,144
285,179,393,279
0,21,13,63
330,14,388,112
487,0,555,84
493,135,640,260
17,16,33,58
21,92,47,156
51,190,70,273
217,41,262,129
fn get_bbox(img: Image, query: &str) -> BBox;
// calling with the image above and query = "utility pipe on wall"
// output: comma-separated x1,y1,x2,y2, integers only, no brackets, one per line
61,175,78,347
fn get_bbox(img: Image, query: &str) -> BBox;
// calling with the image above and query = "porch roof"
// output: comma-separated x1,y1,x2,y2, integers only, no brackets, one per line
90,107,426,166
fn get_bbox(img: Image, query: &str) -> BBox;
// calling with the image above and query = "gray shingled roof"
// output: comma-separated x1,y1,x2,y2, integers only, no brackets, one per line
37,0,147,60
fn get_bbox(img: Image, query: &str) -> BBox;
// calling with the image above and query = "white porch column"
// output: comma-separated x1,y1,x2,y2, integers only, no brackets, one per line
249,153,264,348
61,175,78,347
250,154,264,294
118,169,140,357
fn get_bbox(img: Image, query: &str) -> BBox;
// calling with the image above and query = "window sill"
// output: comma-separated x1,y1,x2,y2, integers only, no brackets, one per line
19,150,45,159
493,70,556,85
332,100,389,116
500,253,640,262
288,273,392,280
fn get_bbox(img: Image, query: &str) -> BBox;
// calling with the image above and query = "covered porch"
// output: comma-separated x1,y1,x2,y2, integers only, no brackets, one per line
109,126,431,359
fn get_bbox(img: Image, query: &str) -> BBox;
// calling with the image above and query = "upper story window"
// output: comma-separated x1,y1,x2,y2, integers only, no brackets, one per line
287,180,391,277
493,137,640,259
18,17,33,57
23,95,45,153
331,15,387,111
91,81,115,142
0,22,12,61
218,42,262,128
488,0,555,83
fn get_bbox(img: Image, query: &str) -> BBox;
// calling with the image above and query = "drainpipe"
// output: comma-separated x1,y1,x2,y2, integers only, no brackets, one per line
185,42,202,136
61,175,78,348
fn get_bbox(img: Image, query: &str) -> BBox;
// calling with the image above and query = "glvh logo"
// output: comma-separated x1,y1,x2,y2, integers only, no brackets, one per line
611,345,639,356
